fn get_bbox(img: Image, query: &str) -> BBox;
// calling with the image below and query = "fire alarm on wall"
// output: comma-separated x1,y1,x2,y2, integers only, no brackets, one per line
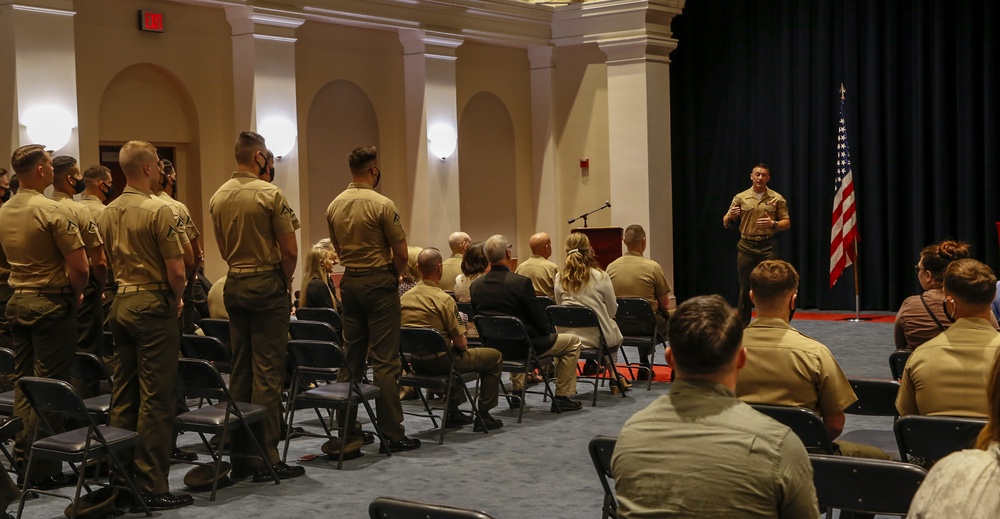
580,158,589,168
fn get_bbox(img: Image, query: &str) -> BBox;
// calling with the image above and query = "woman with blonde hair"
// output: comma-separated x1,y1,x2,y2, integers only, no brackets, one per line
398,245,424,296
299,242,341,312
907,347,1000,517
553,232,629,391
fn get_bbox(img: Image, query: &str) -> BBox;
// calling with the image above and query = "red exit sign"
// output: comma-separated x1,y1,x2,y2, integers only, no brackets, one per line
138,10,164,32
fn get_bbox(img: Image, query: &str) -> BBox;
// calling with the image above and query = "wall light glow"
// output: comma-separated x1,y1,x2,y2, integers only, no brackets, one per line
23,105,76,151
428,123,457,161
258,116,297,158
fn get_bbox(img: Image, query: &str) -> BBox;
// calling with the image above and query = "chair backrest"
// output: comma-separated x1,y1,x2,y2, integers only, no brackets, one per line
546,305,601,329
199,318,232,346
456,302,476,320
175,358,230,401
588,435,618,518
889,350,912,380
844,378,900,416
289,320,340,343
535,296,556,316
369,497,494,519
101,331,115,358
71,352,114,386
614,297,659,339
894,415,987,462
399,328,450,357
810,454,927,516
473,315,532,360
287,339,350,380
296,307,343,331
751,404,835,454
0,348,14,374
181,334,233,368
18,377,90,422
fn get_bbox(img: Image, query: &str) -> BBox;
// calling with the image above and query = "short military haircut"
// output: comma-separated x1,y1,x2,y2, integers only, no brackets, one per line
944,259,998,307
83,165,111,184
754,163,770,172
749,260,799,301
668,295,743,375
348,146,378,174
10,145,48,176
623,224,646,247
51,155,78,177
416,247,443,278
483,234,509,264
119,141,158,177
234,131,266,166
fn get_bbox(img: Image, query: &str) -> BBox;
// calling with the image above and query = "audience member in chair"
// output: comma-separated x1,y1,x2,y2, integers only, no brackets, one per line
894,240,999,350
896,259,1000,418
908,347,1000,517
515,232,559,299
553,232,630,392
401,248,504,431
299,241,342,314
441,231,470,292
612,295,818,518
736,260,888,459
606,224,672,378
470,234,584,413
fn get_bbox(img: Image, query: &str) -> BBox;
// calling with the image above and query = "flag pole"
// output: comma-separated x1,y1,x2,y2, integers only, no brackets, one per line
845,240,869,321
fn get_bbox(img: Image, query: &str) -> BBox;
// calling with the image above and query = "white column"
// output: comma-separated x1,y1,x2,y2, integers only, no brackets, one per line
528,45,561,245
600,38,676,297
0,1,79,157
399,29,463,252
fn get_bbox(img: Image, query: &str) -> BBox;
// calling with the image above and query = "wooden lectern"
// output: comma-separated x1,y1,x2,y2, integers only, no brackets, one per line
573,227,623,269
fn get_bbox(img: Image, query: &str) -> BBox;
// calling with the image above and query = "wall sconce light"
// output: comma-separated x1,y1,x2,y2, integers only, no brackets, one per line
428,123,457,161
23,105,76,151
258,116,297,158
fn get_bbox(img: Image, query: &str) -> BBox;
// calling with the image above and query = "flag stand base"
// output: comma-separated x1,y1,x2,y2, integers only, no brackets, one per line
842,317,871,322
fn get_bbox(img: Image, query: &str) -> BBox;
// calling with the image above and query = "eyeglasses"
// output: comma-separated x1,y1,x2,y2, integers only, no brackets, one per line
913,264,924,274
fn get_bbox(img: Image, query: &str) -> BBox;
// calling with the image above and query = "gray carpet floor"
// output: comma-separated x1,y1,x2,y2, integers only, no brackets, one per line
18,317,900,518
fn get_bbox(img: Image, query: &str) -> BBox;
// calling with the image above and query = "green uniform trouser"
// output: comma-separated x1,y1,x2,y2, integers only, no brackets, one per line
9,293,75,478
410,347,502,413
337,269,405,441
72,281,104,398
0,284,13,392
109,290,179,495
224,270,288,468
834,440,891,460
737,238,778,326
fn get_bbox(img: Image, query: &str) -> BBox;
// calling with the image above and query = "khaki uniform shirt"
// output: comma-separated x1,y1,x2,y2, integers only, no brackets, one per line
326,182,405,269
736,317,857,418
210,172,299,269
97,186,184,285
400,280,466,339
78,194,106,220
730,187,789,238
51,191,104,252
606,251,672,313
515,255,558,298
0,189,85,288
158,192,201,241
896,317,1000,417
440,253,462,292
612,379,819,518
894,288,1000,350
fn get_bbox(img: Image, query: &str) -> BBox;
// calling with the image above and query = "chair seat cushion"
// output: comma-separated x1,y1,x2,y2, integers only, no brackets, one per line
33,426,136,454
293,383,379,408
176,402,266,427
83,394,112,414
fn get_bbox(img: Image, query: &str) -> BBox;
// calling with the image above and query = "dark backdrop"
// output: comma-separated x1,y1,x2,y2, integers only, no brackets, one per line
670,0,1000,311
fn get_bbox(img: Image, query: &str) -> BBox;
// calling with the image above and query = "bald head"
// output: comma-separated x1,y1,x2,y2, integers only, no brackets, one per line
417,248,444,281
448,232,471,254
528,232,552,258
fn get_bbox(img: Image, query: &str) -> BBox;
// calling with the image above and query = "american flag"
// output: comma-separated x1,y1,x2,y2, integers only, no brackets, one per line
830,85,858,288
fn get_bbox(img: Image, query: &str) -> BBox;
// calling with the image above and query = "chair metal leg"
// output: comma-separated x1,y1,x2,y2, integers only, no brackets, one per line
15,452,37,519
240,417,280,485
359,398,391,460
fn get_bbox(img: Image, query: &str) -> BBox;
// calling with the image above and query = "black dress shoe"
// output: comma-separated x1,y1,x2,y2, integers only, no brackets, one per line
171,447,198,462
17,473,75,490
582,359,600,376
133,492,194,512
551,396,583,413
378,436,421,454
473,415,504,432
507,389,525,410
445,410,475,427
252,461,305,482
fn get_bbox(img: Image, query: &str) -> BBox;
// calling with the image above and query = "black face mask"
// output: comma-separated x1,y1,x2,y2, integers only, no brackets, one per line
71,177,86,195
255,155,271,183
942,300,957,323
0,188,9,203
372,166,381,189
268,165,276,182
100,182,114,199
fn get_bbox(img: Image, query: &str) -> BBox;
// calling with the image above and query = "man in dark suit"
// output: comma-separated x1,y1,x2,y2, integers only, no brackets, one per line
470,234,583,412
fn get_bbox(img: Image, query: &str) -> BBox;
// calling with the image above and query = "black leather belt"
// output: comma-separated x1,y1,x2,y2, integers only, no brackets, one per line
740,235,773,242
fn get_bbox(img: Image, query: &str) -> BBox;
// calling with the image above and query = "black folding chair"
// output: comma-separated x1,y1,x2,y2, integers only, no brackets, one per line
173,358,279,501
16,377,150,518
474,315,559,423
369,497,495,519
296,308,343,335
181,334,233,374
545,306,627,405
589,435,619,519
0,416,22,476
614,298,666,389
750,404,835,454
889,350,912,381
398,327,486,444
198,318,232,350
838,378,901,460
455,302,481,348
100,331,115,359
282,339,389,469
894,415,986,463
810,454,927,518
289,320,341,344
0,348,16,416
70,353,114,425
